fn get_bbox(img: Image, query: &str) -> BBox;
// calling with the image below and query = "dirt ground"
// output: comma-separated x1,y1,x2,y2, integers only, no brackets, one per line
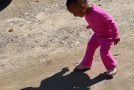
0,0,134,90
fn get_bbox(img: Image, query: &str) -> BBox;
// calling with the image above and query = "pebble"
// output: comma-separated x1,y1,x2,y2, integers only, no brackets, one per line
8,29,14,32
76,41,80,44
35,0,39,2
99,4,102,6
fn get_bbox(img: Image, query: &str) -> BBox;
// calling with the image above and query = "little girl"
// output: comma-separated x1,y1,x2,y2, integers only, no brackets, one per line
66,0,120,76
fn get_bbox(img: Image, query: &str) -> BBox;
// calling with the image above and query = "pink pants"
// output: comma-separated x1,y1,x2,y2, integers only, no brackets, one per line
81,34,118,70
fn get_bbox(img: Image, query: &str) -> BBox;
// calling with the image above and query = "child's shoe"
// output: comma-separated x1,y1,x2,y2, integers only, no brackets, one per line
75,64,90,71
106,68,117,76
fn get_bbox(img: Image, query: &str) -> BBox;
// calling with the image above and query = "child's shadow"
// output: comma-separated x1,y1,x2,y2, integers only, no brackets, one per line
21,67,113,90
0,0,12,11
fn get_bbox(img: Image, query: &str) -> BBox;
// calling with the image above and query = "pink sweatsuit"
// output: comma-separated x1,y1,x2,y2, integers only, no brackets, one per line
81,4,120,70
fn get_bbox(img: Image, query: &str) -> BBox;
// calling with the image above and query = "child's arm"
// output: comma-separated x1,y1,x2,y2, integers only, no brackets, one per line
107,19,120,39
107,19,120,45
99,13,120,44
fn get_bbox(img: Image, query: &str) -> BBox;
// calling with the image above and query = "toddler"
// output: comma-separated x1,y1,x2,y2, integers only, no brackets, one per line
66,0,120,76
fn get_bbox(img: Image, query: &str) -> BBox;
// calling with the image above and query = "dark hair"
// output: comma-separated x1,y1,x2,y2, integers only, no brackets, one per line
66,0,87,7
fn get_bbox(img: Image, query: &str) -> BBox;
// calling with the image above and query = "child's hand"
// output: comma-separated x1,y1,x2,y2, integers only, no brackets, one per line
86,25,90,29
113,38,120,45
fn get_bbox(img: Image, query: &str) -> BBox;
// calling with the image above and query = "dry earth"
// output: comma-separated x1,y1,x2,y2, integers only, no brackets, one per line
0,0,134,90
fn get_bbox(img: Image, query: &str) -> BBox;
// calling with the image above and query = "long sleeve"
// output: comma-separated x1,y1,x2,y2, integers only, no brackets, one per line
85,4,120,39
100,12,120,39
107,19,120,39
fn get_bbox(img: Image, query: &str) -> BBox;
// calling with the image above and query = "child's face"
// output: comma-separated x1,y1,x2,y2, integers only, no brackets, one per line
67,3,86,17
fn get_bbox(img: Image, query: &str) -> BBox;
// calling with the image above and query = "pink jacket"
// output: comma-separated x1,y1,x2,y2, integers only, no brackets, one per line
85,4,120,39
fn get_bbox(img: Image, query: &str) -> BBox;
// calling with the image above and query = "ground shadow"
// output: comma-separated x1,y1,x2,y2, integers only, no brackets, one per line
21,67,113,90
0,0,12,11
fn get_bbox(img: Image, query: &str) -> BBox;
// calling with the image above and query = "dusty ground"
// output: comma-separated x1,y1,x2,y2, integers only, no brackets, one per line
0,0,134,90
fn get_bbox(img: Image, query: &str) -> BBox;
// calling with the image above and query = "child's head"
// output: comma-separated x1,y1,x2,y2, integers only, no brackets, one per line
66,0,89,17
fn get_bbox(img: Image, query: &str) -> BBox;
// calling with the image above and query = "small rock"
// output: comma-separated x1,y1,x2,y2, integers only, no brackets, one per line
35,0,39,2
0,44,4,47
76,41,80,44
11,39,14,41
22,12,29,15
8,29,14,32
114,53,120,56
99,4,102,6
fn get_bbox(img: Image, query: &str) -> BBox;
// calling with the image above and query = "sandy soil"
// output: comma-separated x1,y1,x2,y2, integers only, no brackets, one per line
0,0,134,90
